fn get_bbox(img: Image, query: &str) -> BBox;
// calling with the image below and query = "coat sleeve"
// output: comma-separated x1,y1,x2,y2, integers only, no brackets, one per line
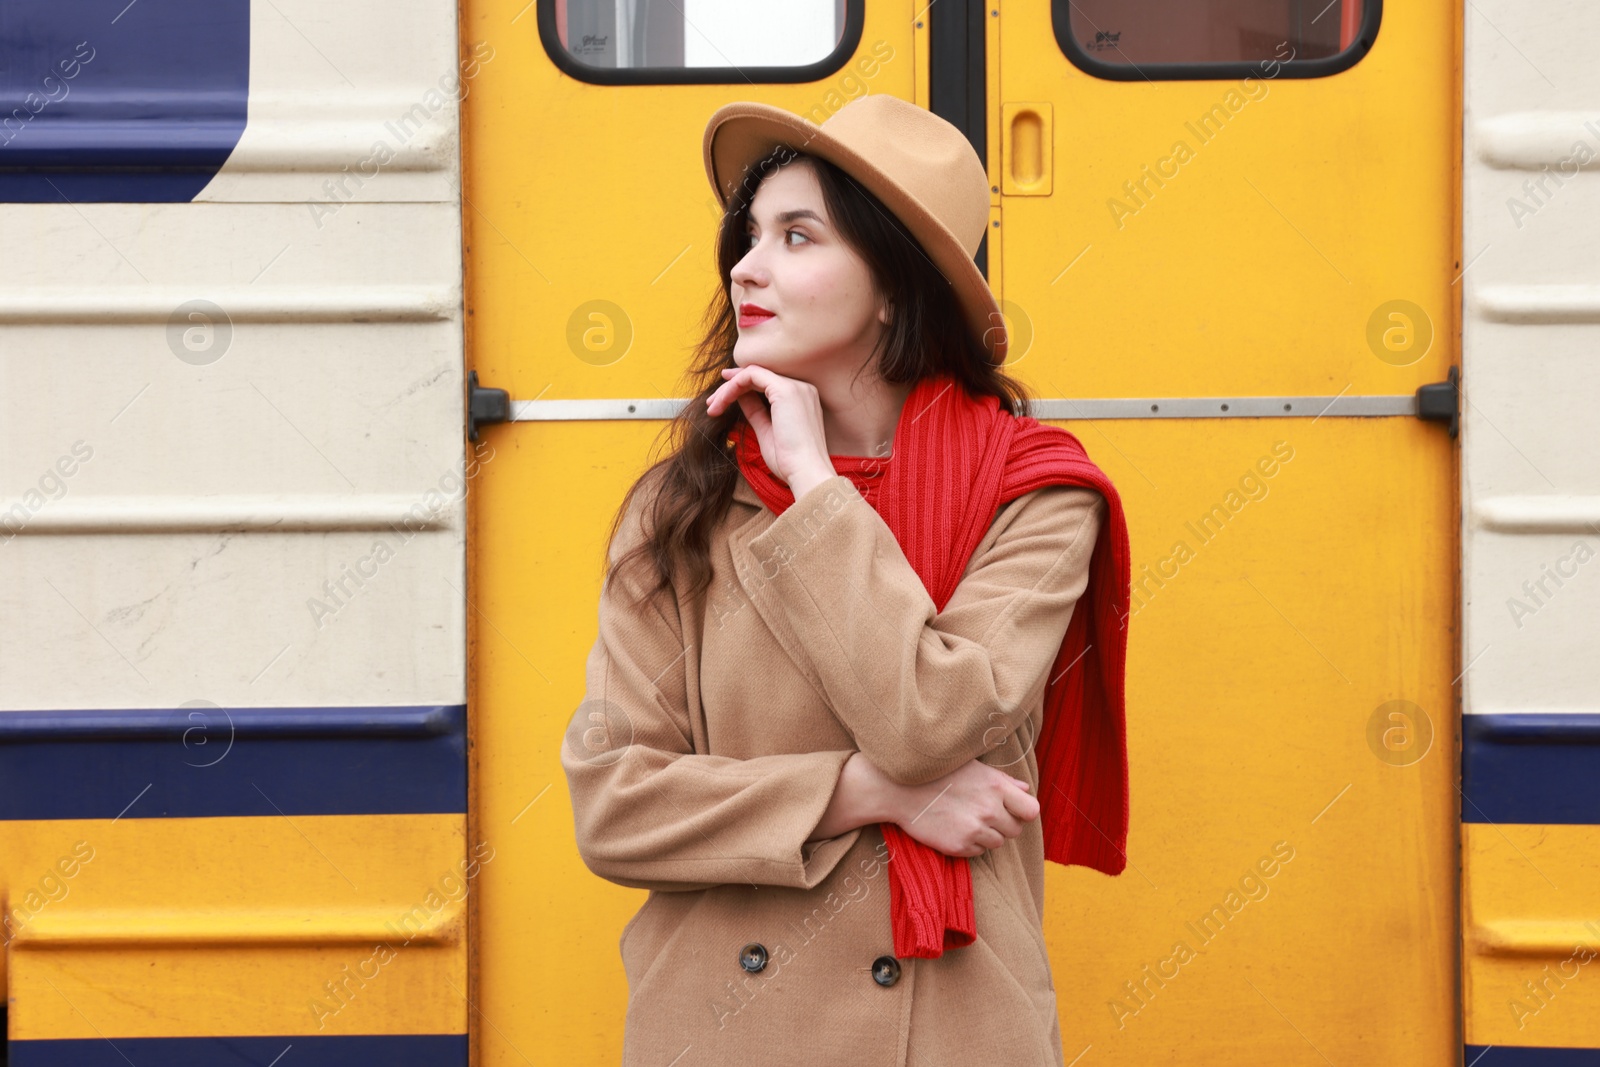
739,474,1103,788
560,473,864,894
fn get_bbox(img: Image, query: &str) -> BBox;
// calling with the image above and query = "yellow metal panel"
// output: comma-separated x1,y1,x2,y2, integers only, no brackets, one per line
11,942,466,1040
996,1,1459,398
1,815,472,1039
460,5,924,1062
460,6,919,410
466,414,1458,1063
1040,417,1457,1065
466,422,663,1065
1464,823,1600,1048
994,1,1461,1059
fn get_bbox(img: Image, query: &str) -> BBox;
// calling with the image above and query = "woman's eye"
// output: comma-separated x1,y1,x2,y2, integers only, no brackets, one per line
745,229,808,248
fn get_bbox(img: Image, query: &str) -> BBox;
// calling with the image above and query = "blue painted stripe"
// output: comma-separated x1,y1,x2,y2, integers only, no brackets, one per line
8,1034,467,1066
1462,714,1600,825
0,705,459,741
1464,1046,1600,1064
0,0,249,202
0,705,466,820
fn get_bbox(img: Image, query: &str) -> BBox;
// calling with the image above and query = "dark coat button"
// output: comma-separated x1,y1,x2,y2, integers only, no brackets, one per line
871,955,901,987
739,942,769,973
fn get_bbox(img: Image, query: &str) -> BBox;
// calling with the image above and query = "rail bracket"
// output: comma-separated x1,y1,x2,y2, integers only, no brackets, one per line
1415,366,1460,439
467,370,510,442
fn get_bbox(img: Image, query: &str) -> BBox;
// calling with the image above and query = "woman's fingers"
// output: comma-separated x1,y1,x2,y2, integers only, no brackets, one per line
1000,780,1041,823
704,367,745,414
974,826,1006,853
707,363,774,415
709,363,810,418
987,808,1024,841
736,392,770,434
887,761,1050,858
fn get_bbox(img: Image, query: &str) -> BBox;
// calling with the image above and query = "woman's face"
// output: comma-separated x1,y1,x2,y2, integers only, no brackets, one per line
727,160,889,377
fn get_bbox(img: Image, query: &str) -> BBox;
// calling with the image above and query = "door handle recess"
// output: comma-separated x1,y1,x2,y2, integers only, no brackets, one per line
1001,102,1053,196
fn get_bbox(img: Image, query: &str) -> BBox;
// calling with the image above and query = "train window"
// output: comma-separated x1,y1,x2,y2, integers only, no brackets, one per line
1053,0,1380,80
538,0,863,85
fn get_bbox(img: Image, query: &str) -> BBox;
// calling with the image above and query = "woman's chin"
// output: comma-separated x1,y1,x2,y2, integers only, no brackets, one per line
732,340,778,368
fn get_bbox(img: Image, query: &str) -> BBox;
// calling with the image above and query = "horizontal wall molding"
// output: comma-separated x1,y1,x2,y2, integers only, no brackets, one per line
10,903,463,948
221,123,450,171
0,495,458,535
1475,285,1600,324
0,704,466,820
1469,918,1600,958
510,395,1420,422
0,286,458,324
1475,111,1600,169
222,91,454,172
1472,496,1600,533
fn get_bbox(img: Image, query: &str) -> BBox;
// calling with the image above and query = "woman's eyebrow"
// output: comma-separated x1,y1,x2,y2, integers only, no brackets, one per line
748,209,826,226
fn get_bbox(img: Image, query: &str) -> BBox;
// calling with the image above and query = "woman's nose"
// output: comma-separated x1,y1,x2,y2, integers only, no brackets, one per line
730,256,760,289
729,241,767,288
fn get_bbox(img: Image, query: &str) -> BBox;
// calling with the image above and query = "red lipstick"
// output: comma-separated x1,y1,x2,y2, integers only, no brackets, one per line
739,302,775,328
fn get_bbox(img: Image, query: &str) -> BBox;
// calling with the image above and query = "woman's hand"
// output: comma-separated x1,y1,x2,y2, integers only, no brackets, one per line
706,364,835,497
808,753,1040,858
886,758,1040,859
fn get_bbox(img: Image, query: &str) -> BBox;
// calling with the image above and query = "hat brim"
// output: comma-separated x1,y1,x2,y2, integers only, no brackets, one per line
702,101,1008,366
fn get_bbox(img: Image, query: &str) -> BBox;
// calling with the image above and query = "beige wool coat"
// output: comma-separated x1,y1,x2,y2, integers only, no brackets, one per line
561,463,1105,1067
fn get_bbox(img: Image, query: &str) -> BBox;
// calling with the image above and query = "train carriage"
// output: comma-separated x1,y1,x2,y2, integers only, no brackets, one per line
1,0,1596,1063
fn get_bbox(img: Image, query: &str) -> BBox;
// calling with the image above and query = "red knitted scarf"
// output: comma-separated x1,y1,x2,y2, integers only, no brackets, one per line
733,373,1131,960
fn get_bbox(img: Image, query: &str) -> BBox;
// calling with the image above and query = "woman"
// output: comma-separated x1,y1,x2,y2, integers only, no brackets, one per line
561,94,1131,1066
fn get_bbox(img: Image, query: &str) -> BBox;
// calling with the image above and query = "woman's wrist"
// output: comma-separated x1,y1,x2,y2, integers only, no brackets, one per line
843,751,908,827
785,462,836,500
809,752,905,842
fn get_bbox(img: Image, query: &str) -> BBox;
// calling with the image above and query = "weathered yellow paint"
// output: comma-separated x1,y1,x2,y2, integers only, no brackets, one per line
1464,823,1600,1048
1,815,470,1039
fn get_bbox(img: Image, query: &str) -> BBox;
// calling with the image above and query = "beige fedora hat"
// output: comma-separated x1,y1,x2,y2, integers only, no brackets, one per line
702,94,1007,366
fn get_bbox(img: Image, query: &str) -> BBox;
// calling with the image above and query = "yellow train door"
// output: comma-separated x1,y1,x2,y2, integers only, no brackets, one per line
996,1,1460,1064
460,3,924,1062
463,1,1460,1064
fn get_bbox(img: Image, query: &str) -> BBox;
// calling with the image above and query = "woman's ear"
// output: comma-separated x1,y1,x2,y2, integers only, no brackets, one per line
878,301,893,327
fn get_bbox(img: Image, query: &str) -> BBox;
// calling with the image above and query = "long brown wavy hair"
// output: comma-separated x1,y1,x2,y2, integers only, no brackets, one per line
603,143,1035,608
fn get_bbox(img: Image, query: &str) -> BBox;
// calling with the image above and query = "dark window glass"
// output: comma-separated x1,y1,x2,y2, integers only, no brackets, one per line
1058,0,1376,78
